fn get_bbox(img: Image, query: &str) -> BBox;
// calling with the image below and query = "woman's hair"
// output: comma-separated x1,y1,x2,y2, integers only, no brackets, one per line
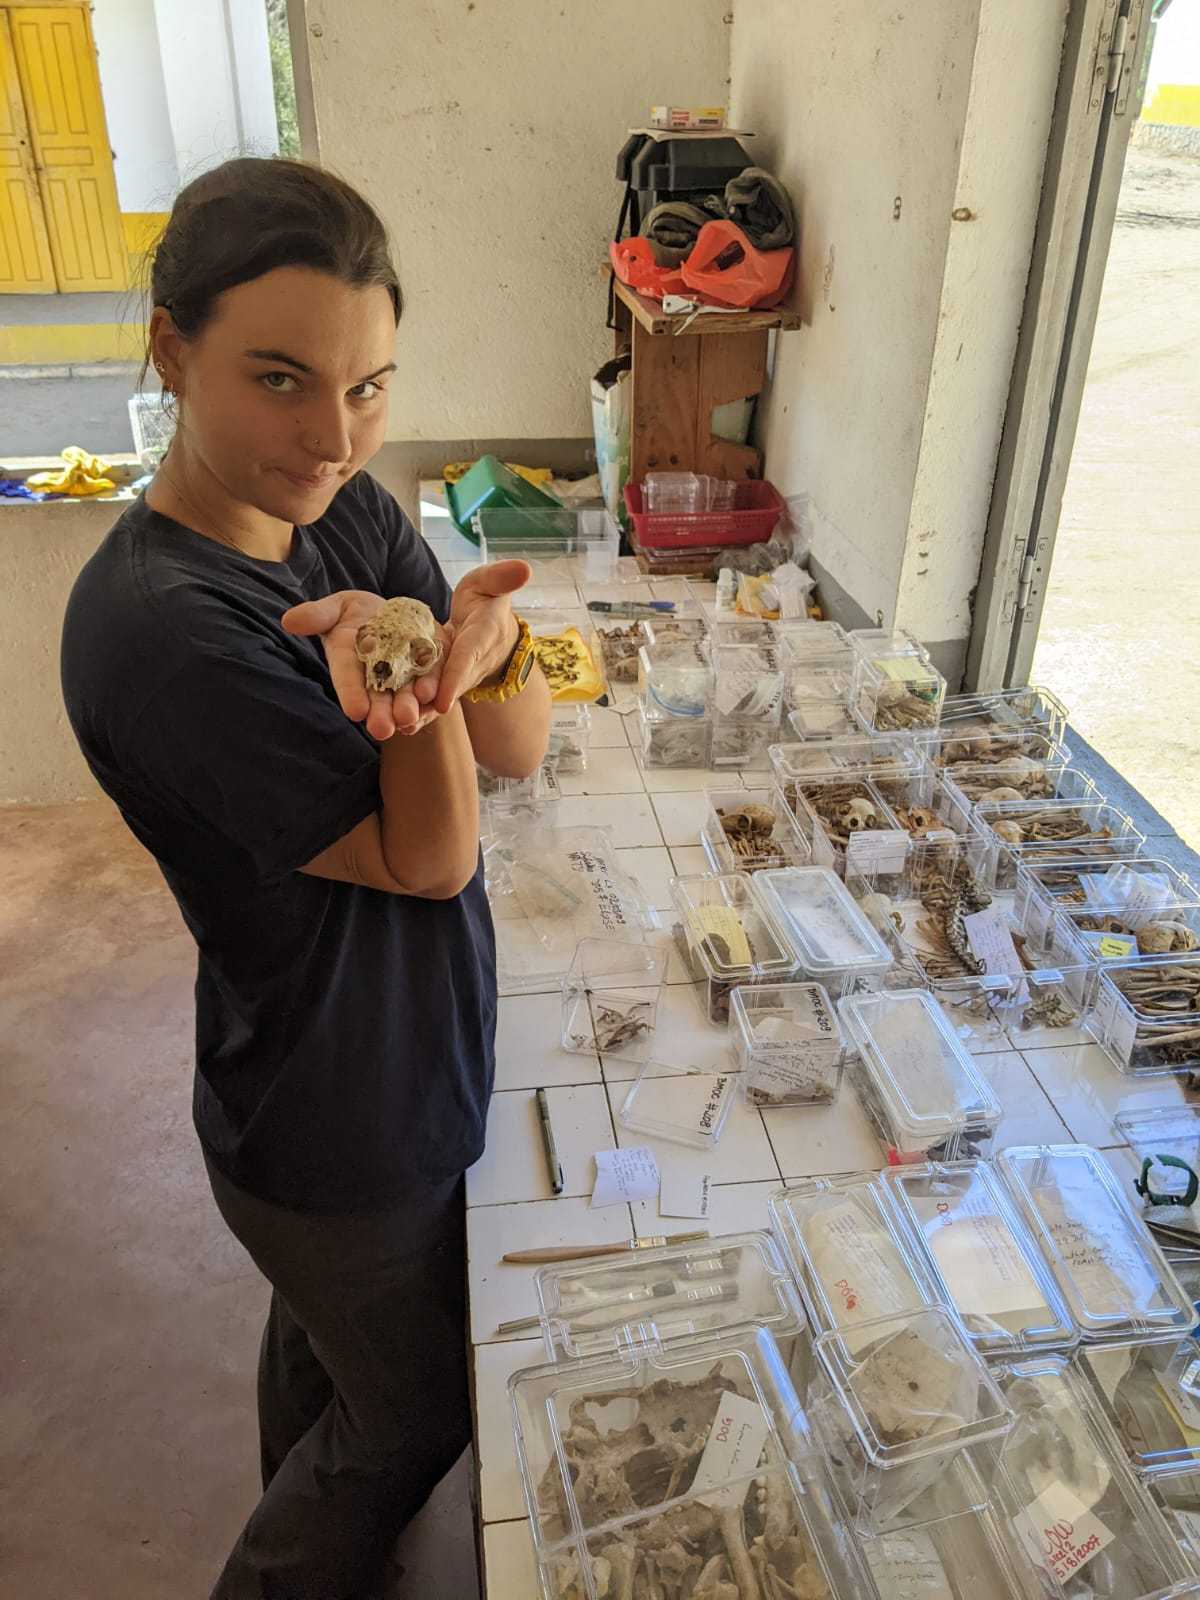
142,157,401,384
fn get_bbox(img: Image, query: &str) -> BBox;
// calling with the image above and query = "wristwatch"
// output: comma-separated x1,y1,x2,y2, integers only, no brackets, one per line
464,617,536,705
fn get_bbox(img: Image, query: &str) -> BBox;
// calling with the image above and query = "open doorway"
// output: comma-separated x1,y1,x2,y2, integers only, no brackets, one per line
1030,6,1200,847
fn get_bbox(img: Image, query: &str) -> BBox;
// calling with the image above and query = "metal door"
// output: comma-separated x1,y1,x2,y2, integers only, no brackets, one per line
966,0,1154,688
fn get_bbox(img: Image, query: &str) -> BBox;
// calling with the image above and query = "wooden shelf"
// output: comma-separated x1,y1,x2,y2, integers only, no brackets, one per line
612,277,803,338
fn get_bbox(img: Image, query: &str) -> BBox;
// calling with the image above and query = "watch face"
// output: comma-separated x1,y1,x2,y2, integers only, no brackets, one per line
516,652,534,687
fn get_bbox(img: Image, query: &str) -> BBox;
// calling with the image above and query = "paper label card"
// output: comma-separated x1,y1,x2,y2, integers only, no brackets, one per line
691,1390,771,1507
1014,1481,1115,1586
659,1165,712,1220
591,1145,660,1208
864,1529,954,1600
846,828,909,877
910,1189,1047,1319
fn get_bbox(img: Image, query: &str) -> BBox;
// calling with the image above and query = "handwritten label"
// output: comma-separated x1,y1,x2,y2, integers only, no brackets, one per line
691,1391,771,1506
864,1529,954,1599
591,1145,660,1208
846,828,909,877
697,1075,733,1137
659,1165,712,1220
962,906,1025,981
1093,980,1137,1067
807,1196,917,1327
1097,933,1136,959
1038,1169,1160,1317
1014,1482,1115,1586
910,1189,1046,1319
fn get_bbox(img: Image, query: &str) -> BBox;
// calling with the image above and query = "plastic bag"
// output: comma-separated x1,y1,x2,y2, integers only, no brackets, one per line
609,236,687,299
680,221,794,310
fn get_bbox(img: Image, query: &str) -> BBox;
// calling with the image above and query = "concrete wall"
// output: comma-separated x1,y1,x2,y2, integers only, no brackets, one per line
151,0,278,185
729,0,1067,682
91,0,179,212
302,0,730,444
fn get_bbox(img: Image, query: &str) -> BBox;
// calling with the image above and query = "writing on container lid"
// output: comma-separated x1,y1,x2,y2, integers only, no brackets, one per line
752,866,893,973
837,989,1001,1131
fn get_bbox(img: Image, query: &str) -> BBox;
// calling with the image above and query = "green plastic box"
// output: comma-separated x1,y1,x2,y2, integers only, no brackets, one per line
443,455,562,543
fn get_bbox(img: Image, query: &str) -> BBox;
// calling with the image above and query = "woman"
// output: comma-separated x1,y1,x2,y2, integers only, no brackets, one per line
60,157,550,1599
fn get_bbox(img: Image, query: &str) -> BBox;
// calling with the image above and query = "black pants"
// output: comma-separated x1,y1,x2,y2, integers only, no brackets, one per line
204,1153,471,1600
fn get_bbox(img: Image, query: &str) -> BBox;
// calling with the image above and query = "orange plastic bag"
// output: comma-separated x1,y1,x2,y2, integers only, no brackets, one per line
680,220,794,309
609,236,687,300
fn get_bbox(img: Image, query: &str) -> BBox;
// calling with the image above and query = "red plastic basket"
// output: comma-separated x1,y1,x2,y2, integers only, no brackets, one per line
624,480,785,549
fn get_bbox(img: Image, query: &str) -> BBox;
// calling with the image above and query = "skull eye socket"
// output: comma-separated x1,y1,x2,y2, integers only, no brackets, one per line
358,631,378,654
411,639,437,669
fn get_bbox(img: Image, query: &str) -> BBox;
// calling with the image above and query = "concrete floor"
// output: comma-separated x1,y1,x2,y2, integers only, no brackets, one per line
0,798,480,1600
1033,146,1200,849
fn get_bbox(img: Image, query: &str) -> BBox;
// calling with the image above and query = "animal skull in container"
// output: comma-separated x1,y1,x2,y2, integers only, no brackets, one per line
838,797,878,833
354,598,442,692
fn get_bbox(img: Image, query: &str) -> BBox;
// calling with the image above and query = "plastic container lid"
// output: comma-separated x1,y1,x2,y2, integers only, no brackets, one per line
769,1175,939,1338
885,1159,1078,1355
617,1064,738,1150
509,1324,874,1600
837,989,1002,1155
998,1144,1199,1345
535,1230,806,1360
990,1354,1197,1598
769,734,925,783
729,982,843,1106
752,866,894,977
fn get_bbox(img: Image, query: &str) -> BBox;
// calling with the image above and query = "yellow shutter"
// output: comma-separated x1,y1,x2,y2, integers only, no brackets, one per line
0,11,54,291
10,5,127,292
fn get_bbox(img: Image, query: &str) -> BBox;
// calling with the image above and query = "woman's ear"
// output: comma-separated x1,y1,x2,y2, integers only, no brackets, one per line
148,306,186,396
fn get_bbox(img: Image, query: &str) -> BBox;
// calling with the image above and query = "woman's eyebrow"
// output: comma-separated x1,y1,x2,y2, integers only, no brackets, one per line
244,348,397,382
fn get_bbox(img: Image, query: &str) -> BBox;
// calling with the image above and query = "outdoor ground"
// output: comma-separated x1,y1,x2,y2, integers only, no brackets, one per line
1032,144,1200,849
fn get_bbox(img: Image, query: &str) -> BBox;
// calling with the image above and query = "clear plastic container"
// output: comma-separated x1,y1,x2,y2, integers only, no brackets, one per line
1114,1107,1200,1242
937,686,1070,746
973,799,1146,890
643,470,736,514
668,871,799,1024
729,982,845,1107
770,763,916,876
510,1325,872,1600
637,640,713,718
637,613,708,652
700,788,809,876
707,614,774,648
885,1160,1078,1355
753,866,894,987
773,618,852,658
806,1306,1015,1533
560,938,667,1061
535,1231,806,1361
1081,1319,1200,1481
589,617,645,689
1088,954,1200,1076
998,1145,1199,1346
786,696,860,742
546,703,592,774
636,700,711,769
859,1503,1051,1600
1015,857,1200,950
478,760,563,814
943,758,1095,811
710,716,777,769
870,767,974,841
711,640,785,722
991,1354,1197,1600
769,732,927,786
935,727,1072,773
837,989,1002,1163
618,1062,739,1149
476,506,621,585
769,1175,940,1339
1055,901,1200,968
853,650,947,736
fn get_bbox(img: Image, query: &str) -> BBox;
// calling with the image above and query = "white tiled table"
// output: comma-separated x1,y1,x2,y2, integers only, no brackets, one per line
461,688,1196,1600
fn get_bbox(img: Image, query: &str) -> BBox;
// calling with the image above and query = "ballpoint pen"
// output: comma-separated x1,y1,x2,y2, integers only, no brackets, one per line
536,1086,564,1196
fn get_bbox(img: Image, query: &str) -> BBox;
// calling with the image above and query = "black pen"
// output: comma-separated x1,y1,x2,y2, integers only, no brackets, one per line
536,1086,564,1195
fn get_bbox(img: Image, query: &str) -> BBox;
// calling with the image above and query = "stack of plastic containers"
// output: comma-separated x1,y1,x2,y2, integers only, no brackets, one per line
668,871,799,1025
709,637,785,768
636,637,714,769
773,619,858,741
850,633,947,739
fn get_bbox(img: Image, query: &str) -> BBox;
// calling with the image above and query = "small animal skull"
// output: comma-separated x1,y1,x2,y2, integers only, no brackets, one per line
991,819,1025,846
354,597,442,692
981,786,1025,804
903,806,936,836
1137,920,1200,955
838,797,878,833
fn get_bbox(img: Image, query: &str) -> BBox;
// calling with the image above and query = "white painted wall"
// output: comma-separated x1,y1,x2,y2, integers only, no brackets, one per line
91,0,179,212
304,0,731,442
730,0,1067,676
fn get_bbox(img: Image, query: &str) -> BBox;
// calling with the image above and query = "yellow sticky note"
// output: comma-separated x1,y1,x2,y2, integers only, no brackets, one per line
1098,934,1135,959
686,907,753,970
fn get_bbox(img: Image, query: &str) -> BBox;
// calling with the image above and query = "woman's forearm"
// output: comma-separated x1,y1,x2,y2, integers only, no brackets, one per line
462,665,552,779
378,704,480,898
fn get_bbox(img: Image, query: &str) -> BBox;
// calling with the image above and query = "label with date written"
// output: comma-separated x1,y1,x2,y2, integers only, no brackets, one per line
1014,1482,1115,1586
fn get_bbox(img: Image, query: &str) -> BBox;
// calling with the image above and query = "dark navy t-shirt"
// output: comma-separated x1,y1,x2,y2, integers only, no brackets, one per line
60,472,496,1213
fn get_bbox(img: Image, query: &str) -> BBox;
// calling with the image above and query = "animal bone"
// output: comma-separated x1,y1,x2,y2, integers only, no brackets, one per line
980,785,1025,804
838,797,878,833
354,597,442,692
1138,921,1200,955
991,820,1025,846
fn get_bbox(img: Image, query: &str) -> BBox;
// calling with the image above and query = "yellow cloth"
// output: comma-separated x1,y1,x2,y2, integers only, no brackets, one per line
442,459,552,489
530,628,605,703
27,447,116,497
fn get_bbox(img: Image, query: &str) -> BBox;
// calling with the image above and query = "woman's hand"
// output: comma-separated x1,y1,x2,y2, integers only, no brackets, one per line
432,560,532,715
280,589,448,740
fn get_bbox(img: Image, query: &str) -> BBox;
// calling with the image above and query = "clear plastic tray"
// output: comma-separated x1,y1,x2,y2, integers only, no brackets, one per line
769,1175,939,1339
618,1063,738,1150
886,1160,1078,1355
637,639,713,718
510,1326,872,1600
991,1354,1197,1600
636,700,711,769
546,703,591,774
729,982,845,1107
852,650,947,736
807,1306,1015,1533
560,938,667,1061
1015,857,1200,948
752,866,894,981
700,788,809,877
938,686,1070,745
998,1145,1199,1346
837,989,1002,1162
973,799,1146,890
1088,954,1200,1076
535,1231,806,1361
711,640,785,722
943,758,1095,810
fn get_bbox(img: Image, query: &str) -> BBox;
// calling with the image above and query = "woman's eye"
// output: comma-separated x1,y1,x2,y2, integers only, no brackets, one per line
349,379,385,400
261,371,299,392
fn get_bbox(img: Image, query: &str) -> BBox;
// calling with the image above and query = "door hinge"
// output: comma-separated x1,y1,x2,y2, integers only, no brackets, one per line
1106,13,1129,93
1015,553,1037,613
